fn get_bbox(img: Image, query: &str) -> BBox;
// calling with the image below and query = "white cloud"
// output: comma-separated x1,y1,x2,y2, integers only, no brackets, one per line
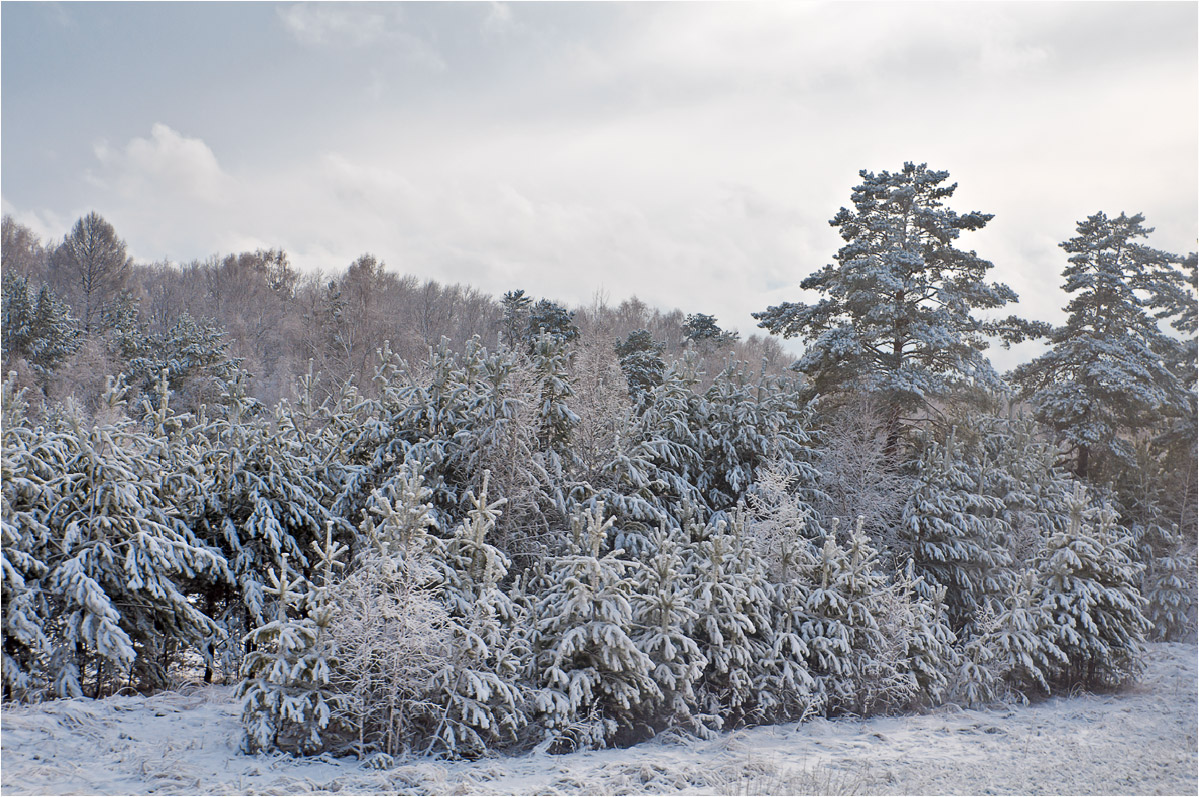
560,3,1056,103
90,123,230,204
278,2,393,47
276,3,445,70
482,2,516,37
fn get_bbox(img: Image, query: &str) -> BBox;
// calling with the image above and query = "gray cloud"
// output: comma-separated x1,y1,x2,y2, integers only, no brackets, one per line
2,2,1194,374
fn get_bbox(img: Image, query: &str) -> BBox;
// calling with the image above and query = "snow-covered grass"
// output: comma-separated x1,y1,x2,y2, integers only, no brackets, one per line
3,642,1195,795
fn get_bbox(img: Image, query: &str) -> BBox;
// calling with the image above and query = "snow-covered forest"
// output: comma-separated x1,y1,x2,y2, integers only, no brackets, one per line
3,163,1196,772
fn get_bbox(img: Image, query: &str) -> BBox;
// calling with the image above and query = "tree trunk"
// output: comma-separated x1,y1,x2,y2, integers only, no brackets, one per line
882,399,903,466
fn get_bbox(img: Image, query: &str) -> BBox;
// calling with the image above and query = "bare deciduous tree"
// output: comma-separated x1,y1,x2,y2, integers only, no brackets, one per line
50,212,130,336
2,215,49,283
815,395,912,556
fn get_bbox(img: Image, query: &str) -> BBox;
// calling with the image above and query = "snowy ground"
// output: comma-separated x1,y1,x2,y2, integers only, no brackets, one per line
3,643,1195,796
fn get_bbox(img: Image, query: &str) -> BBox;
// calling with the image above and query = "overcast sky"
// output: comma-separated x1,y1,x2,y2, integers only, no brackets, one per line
2,1,1196,370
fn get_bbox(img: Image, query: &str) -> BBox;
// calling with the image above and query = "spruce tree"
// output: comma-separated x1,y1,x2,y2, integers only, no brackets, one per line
238,544,343,755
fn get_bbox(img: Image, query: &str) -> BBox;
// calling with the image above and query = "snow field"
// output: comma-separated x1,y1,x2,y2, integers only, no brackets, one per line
2,642,1194,796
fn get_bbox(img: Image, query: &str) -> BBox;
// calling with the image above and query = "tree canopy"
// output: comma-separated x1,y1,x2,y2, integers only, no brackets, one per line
754,162,1042,441
1009,212,1191,481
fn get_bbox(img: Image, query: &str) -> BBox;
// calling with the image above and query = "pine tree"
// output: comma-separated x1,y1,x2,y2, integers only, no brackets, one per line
1149,250,1197,538
1,376,54,700
526,298,579,347
891,561,958,709
805,519,914,716
238,541,344,755
1138,524,1196,642
627,363,707,521
683,313,739,348
615,329,666,399
1039,484,1149,690
128,312,240,412
530,330,580,456
532,502,661,749
338,336,565,566
754,162,1039,448
629,525,708,736
428,472,531,756
1,277,80,377
339,337,488,526
901,429,1013,631
975,571,1067,700
1010,212,1190,482
952,605,1002,707
697,359,820,513
1114,454,1196,642
500,290,533,348
967,412,1073,568
196,378,342,677
686,516,774,728
2,377,226,698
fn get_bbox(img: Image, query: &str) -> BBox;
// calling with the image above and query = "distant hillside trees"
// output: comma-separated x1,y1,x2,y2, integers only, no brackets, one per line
50,212,131,336
1,277,80,379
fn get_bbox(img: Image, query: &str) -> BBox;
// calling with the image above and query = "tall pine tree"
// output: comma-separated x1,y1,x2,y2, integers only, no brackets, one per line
754,162,1039,449
1010,212,1190,482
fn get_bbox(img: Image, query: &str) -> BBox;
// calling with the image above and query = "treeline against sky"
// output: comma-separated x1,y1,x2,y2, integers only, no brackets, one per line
1,162,1195,761
1,212,787,412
